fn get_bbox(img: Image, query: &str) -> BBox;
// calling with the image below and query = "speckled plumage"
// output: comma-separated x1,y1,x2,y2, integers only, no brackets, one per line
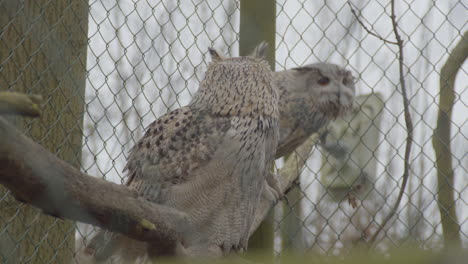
84,46,279,261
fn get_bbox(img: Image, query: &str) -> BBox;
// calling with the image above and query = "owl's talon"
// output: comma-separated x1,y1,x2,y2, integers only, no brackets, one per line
262,172,283,205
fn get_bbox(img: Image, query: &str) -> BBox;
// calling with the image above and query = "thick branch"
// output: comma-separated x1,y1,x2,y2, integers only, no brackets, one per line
432,31,467,247
0,117,189,253
0,92,42,117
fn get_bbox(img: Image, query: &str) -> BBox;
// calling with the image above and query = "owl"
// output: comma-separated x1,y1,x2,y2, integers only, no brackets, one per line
275,62,355,158
83,44,279,261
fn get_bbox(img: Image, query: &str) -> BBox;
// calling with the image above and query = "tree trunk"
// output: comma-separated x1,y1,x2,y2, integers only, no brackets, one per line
432,31,467,247
0,0,88,262
239,0,276,257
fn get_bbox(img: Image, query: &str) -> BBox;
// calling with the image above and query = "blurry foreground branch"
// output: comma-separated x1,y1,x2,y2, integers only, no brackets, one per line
0,117,189,255
432,31,467,247
0,92,42,117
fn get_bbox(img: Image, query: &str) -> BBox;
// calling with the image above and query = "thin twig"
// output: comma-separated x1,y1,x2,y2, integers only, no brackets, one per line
347,0,413,245
369,0,413,246
347,2,398,45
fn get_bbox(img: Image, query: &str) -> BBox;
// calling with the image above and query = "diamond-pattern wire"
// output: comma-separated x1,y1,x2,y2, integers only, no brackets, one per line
0,0,467,262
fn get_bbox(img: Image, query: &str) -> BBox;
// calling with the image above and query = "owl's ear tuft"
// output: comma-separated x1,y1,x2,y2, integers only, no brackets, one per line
208,48,226,62
251,41,269,58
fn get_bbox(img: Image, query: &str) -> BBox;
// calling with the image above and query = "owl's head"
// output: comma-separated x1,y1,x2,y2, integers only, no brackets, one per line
191,43,278,118
284,63,356,118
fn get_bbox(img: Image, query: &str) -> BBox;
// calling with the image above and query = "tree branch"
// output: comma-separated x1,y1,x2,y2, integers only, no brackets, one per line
367,0,414,245
347,0,414,245
0,117,190,255
0,92,42,117
347,2,398,45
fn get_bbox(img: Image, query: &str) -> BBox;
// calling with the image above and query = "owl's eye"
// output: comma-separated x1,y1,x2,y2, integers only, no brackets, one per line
317,77,330,86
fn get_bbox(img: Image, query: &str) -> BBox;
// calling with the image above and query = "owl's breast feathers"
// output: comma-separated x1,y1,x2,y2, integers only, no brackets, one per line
123,106,277,252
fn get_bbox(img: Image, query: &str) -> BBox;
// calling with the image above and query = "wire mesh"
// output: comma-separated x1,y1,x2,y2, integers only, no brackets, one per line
0,0,466,263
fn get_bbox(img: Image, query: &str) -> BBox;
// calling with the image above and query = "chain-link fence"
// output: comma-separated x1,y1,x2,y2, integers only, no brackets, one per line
0,0,467,263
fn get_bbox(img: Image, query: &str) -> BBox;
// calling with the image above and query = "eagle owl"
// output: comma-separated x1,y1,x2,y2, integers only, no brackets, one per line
82,46,356,263
83,44,279,261
275,62,355,158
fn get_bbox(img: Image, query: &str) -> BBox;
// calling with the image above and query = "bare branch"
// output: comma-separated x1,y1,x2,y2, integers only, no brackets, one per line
347,2,398,45
0,117,189,255
368,0,414,245
347,0,415,245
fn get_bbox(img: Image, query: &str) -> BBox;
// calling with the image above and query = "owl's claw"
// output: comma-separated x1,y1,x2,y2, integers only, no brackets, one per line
262,172,283,205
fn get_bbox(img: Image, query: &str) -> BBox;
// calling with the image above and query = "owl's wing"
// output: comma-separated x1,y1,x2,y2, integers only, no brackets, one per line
275,127,308,158
276,107,329,159
83,106,230,260
123,106,231,202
